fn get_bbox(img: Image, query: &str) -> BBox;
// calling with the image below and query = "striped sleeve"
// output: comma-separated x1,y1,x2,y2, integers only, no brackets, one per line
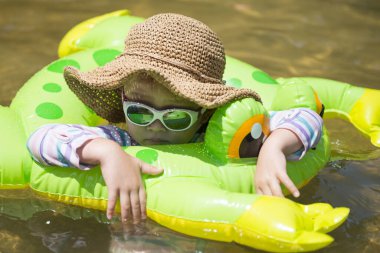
269,108,323,161
26,124,132,170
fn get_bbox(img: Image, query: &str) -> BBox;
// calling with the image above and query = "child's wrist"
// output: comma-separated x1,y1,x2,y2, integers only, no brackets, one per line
261,132,284,152
80,138,122,164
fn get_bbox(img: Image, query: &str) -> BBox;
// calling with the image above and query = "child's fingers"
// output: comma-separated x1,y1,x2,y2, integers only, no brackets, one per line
279,173,300,198
260,184,273,196
139,161,163,175
270,180,284,197
107,189,118,220
130,190,141,221
120,191,131,222
139,187,147,219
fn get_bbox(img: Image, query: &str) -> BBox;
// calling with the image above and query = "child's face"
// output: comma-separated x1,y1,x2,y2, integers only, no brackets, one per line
124,74,210,145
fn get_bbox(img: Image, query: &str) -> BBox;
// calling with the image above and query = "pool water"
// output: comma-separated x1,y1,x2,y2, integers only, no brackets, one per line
1,0,380,252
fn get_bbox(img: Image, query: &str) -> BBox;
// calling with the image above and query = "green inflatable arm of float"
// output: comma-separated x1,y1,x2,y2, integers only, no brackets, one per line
6,10,380,252
278,77,380,147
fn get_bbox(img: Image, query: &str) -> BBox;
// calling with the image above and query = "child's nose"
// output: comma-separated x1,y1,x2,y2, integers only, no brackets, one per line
147,119,167,132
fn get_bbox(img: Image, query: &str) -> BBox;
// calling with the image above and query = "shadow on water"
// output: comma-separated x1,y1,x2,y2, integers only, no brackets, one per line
1,0,380,252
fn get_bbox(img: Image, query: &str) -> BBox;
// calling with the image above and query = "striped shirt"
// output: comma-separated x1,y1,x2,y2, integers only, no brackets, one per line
27,108,323,170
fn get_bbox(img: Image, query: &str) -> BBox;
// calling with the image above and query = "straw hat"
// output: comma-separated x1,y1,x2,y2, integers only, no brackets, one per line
64,13,261,123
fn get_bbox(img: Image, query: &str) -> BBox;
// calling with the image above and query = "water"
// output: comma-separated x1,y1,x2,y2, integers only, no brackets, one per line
1,0,380,252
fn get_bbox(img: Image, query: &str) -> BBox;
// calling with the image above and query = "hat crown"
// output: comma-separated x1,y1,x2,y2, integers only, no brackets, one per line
124,13,225,81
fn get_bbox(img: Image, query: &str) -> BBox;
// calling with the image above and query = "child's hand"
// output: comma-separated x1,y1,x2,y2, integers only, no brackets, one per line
254,129,301,198
77,138,163,222
100,146,163,222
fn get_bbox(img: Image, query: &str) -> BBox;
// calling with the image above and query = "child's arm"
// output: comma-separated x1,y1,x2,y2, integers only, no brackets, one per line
255,129,302,197
255,108,323,197
27,124,163,221
26,124,132,169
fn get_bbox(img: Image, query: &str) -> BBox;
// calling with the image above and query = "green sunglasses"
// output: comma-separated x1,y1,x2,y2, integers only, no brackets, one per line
123,101,206,131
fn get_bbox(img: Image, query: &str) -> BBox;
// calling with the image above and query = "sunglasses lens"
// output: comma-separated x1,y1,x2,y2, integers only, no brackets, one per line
127,106,154,125
163,111,192,130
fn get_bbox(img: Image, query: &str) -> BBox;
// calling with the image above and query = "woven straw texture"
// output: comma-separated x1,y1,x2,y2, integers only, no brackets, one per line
64,13,261,122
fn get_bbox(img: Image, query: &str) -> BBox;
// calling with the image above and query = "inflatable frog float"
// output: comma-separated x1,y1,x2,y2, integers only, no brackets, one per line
1,10,380,252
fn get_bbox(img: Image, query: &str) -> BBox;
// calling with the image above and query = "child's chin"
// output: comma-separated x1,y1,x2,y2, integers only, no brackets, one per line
142,139,171,145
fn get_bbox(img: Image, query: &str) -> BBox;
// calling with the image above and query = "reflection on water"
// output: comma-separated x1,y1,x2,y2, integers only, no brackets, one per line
326,119,380,160
0,0,380,252
0,191,111,253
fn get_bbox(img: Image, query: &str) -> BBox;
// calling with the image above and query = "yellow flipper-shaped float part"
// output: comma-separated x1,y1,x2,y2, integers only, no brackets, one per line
235,196,349,252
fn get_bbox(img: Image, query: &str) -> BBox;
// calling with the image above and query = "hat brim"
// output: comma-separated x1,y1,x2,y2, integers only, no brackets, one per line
64,54,261,123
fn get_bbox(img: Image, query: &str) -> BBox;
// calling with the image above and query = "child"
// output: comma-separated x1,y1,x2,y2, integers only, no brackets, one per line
27,13,322,222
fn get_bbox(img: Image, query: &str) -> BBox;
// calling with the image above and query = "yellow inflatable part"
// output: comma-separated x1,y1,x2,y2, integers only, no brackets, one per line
234,196,349,252
58,9,130,57
349,88,380,147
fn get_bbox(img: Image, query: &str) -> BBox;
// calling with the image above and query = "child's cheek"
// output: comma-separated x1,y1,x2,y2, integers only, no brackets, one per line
125,123,144,142
170,129,197,144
